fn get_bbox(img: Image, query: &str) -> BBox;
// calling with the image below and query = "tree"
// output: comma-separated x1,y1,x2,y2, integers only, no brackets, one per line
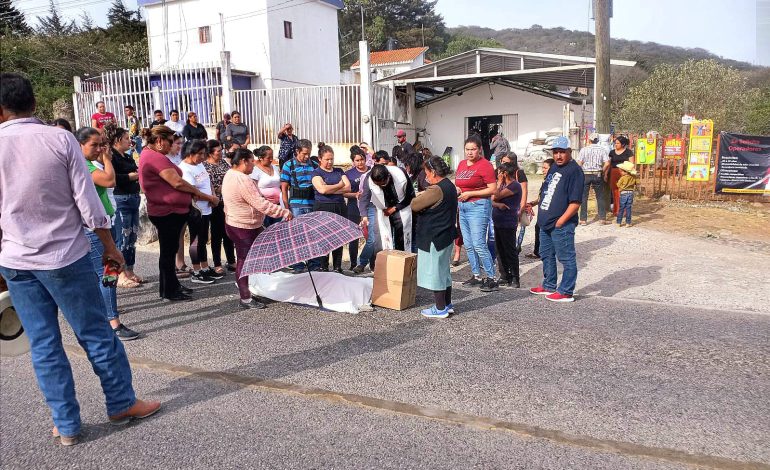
36,0,76,36
338,0,449,68
747,87,770,136
617,59,759,134
78,11,95,32
0,0,32,36
435,35,503,60
106,0,143,41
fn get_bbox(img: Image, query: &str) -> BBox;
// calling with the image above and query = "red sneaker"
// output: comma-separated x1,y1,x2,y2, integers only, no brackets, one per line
529,286,554,295
546,292,575,302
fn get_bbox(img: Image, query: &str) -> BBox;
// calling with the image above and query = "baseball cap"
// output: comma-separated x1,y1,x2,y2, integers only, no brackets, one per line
589,132,599,142
551,136,571,150
395,129,407,137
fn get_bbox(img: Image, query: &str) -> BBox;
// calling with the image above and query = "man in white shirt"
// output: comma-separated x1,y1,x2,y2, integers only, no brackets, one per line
576,133,610,224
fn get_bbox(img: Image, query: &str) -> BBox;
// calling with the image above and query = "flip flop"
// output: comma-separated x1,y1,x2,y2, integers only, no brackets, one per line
117,278,141,289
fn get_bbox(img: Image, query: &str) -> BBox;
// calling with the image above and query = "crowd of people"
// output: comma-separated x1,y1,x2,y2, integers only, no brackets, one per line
0,72,640,445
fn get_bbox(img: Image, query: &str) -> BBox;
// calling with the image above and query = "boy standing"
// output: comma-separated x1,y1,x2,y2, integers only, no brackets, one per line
615,161,638,227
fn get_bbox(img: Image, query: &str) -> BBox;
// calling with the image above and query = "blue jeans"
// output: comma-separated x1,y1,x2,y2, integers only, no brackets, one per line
114,193,140,269
617,191,634,224
0,254,136,437
358,204,379,268
459,199,495,278
487,215,496,262
85,229,119,321
290,206,319,270
539,223,578,295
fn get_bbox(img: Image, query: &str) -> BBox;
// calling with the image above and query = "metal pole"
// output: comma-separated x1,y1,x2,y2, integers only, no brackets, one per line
360,6,365,41
593,0,611,133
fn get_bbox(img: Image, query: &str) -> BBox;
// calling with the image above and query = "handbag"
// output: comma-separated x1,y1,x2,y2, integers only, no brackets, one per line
519,209,532,227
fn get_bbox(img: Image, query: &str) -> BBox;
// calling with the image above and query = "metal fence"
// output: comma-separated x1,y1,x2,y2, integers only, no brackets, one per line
232,84,361,148
73,63,222,128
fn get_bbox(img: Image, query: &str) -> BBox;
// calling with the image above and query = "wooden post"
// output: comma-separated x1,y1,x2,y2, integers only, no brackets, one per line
593,0,611,133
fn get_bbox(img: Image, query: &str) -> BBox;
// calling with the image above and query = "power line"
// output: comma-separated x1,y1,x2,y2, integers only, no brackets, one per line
0,0,113,20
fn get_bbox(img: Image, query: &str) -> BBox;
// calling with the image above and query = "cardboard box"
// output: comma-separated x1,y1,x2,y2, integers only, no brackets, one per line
371,250,417,310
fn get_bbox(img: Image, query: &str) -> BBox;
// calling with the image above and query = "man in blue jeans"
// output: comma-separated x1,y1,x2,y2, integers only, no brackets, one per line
527,136,584,302
0,73,160,446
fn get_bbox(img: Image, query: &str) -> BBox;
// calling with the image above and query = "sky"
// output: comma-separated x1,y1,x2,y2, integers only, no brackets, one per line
14,0,760,64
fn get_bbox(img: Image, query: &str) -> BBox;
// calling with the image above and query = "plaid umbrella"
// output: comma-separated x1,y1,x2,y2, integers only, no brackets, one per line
240,212,363,309
241,211,362,275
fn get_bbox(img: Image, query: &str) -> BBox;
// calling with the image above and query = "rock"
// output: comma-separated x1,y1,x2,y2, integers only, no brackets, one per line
136,194,158,245
718,229,733,237
659,194,671,202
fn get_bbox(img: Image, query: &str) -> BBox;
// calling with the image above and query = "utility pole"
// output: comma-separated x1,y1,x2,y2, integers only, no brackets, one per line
593,0,611,133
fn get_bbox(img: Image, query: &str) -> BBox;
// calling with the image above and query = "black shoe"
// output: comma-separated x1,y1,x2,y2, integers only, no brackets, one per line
240,300,266,309
226,263,236,272
462,276,482,286
164,292,192,302
202,267,224,280
480,277,499,292
496,278,513,288
525,253,540,259
191,272,216,284
452,260,460,267
113,324,140,341
178,285,193,294
352,265,365,274
334,268,344,275
512,278,520,288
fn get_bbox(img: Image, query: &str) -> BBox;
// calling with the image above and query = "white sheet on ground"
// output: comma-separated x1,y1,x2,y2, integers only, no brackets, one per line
249,271,373,314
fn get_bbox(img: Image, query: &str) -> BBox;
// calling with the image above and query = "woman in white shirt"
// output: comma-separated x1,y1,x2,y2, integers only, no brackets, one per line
179,140,222,284
250,145,283,227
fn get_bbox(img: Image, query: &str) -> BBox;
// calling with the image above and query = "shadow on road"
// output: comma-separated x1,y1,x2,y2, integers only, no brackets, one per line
576,266,662,298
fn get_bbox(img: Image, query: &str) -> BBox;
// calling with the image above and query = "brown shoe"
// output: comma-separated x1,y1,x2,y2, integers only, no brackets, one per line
52,426,79,446
109,399,161,426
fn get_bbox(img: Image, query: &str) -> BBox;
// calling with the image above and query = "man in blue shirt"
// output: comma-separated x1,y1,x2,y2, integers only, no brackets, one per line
280,139,319,271
527,136,584,302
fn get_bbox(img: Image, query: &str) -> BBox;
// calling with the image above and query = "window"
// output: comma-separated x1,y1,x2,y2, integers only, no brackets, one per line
199,26,211,44
283,21,293,39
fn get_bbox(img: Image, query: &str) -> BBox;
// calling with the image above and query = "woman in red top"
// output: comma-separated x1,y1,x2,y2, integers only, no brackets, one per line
138,126,219,301
455,134,498,292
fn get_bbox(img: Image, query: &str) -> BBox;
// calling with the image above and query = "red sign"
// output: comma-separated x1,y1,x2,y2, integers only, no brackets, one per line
663,135,684,159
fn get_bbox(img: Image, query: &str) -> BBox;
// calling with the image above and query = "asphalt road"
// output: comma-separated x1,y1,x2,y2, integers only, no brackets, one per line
1,249,768,469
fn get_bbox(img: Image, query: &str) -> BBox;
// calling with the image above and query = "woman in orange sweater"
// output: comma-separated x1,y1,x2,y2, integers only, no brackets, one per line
222,148,292,309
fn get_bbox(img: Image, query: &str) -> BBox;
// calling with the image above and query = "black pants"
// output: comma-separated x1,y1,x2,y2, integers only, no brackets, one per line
533,222,541,257
149,212,187,298
494,225,520,282
346,212,360,269
187,210,210,266
209,202,235,267
314,201,345,270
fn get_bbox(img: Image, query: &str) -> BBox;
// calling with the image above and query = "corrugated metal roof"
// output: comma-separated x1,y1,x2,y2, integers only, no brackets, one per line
351,47,429,68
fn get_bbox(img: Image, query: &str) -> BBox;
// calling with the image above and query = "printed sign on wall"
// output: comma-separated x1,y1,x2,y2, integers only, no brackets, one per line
686,119,713,182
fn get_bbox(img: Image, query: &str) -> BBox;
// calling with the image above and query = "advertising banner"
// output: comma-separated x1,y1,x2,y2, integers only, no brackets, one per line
663,136,684,159
686,119,713,182
635,136,657,165
715,132,770,194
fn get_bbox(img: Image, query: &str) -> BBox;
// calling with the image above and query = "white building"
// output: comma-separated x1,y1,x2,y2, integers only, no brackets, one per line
138,0,342,88
376,48,636,166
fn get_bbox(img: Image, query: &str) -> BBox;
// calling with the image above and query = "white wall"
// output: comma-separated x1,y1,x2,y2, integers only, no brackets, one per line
264,0,341,87
145,0,271,72
144,0,340,88
413,84,570,168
